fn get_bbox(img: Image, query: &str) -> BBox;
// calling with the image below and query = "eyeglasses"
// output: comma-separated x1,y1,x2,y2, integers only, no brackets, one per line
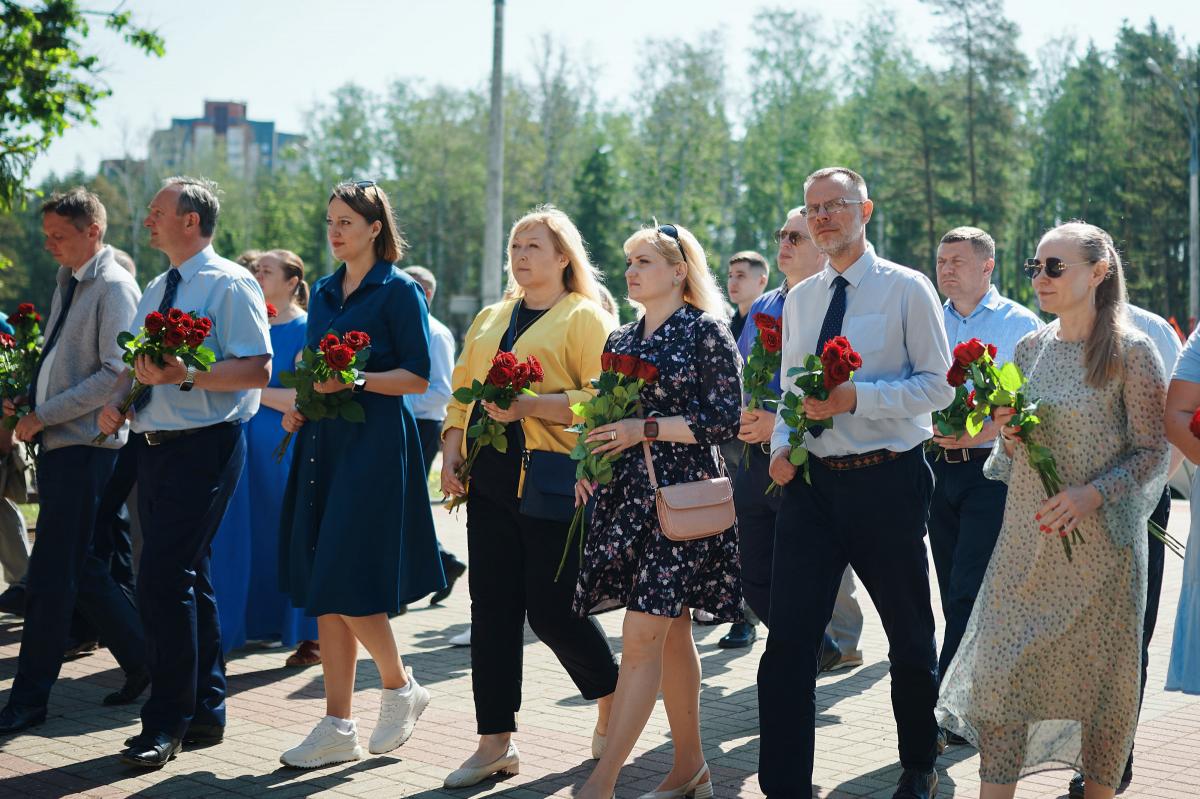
1023,257,1094,280
658,224,688,264
773,229,810,246
799,199,866,218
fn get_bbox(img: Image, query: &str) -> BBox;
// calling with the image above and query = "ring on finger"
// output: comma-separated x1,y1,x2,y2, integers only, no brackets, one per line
610,430,617,441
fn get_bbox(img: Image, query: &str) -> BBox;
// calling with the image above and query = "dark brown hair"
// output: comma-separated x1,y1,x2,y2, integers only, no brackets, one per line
328,181,406,263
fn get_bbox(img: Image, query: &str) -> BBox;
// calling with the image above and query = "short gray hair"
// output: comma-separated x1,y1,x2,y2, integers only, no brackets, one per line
163,175,220,237
404,265,437,298
803,167,868,200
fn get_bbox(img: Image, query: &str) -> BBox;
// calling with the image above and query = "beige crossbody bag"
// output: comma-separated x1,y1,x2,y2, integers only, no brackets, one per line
641,436,735,542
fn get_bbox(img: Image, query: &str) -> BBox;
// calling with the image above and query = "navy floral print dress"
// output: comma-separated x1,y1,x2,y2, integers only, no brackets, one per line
574,304,744,622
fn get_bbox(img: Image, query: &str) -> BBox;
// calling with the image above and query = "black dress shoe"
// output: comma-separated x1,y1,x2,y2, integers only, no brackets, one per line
0,704,47,736
183,723,224,745
120,732,181,768
718,621,757,649
103,668,150,706
1068,760,1133,797
64,638,99,659
430,556,467,604
0,585,26,616
937,726,968,753
893,767,937,799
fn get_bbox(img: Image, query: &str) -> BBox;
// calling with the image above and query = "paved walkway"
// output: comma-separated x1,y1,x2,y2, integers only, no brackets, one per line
0,501,1197,798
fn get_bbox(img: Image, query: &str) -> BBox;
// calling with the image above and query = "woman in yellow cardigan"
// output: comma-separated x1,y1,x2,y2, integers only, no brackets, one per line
440,206,619,788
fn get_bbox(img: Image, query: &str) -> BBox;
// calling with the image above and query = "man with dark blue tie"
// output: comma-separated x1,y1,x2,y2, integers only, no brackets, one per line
99,176,272,767
0,188,146,735
758,168,954,799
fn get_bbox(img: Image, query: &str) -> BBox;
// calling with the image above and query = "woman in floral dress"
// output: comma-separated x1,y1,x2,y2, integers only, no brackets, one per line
573,224,742,799
936,221,1170,799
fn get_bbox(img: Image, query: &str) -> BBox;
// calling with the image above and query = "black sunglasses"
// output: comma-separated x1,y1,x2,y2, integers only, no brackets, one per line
773,229,810,246
658,224,688,263
354,179,377,189
1023,257,1094,280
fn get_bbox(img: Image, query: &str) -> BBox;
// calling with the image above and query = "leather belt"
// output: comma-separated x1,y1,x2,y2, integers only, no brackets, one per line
940,447,990,464
144,420,238,447
814,447,904,471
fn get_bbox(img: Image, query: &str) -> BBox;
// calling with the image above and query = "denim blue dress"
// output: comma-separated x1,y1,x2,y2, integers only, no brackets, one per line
278,261,445,616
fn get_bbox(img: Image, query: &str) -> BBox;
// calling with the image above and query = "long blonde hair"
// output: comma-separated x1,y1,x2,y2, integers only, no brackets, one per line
623,223,727,319
504,205,603,306
1048,220,1129,388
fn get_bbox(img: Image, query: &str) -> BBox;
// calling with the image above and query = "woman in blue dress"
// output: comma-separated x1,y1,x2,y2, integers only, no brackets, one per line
212,250,323,662
277,181,444,769
1164,323,1200,695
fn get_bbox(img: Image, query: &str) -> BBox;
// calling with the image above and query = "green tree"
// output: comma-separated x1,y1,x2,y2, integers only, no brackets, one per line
0,0,163,210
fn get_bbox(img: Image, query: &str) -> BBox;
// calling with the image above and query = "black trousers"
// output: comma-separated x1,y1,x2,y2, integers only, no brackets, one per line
758,446,938,797
9,445,147,709
927,455,1008,680
415,417,442,479
734,445,781,623
136,423,244,739
466,490,619,734
1130,487,1169,763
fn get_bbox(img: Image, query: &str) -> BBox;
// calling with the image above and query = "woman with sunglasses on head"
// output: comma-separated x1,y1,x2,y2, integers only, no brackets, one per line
936,221,1169,799
573,224,742,799
276,181,445,768
440,205,619,788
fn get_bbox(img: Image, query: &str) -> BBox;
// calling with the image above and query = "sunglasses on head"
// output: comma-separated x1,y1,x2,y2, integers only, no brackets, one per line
1023,257,1094,279
657,224,688,263
774,229,810,246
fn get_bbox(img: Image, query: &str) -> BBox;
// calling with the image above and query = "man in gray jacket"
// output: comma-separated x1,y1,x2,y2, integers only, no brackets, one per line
0,188,149,736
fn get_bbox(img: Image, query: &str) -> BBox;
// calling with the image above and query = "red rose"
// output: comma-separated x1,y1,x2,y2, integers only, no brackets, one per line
946,364,967,387
760,328,783,354
344,330,371,352
525,355,544,383
953,338,986,367
486,362,515,387
601,352,616,372
512,362,532,391
319,333,340,353
754,312,781,333
845,349,863,370
163,328,185,348
635,360,659,383
493,351,519,369
0,333,14,349
266,303,278,319
966,389,976,410
325,344,355,371
185,329,206,348
987,343,997,360
826,359,852,387
175,314,194,330
16,303,33,315
616,354,640,378
145,311,166,334
824,336,851,356
166,308,186,325
195,316,213,333
1190,408,1200,440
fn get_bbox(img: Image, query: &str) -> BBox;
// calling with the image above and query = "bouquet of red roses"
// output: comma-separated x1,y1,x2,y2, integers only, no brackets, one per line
273,330,372,462
0,303,44,430
93,308,216,443
769,336,862,490
556,352,658,579
741,312,783,461
446,351,545,511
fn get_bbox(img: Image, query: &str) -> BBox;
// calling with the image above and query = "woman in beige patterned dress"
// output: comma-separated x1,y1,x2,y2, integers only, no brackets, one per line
936,221,1170,799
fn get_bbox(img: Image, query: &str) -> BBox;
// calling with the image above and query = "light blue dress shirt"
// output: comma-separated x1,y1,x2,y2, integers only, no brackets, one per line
736,284,788,399
407,313,455,421
771,245,955,457
129,245,272,433
942,285,1043,368
1126,304,1183,381
1173,322,1200,383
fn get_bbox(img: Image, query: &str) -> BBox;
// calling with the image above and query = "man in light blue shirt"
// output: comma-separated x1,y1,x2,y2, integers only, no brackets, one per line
759,168,953,799
99,176,271,768
927,227,1042,750
403,266,466,604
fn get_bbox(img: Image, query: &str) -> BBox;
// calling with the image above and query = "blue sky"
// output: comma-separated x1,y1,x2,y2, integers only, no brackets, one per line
33,0,1200,180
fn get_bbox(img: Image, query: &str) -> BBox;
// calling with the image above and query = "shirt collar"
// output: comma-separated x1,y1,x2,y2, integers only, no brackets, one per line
318,260,393,304
175,244,216,283
944,284,1003,320
64,245,110,285
820,243,875,290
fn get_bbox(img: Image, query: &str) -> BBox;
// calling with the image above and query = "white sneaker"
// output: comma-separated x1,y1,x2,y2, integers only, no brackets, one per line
448,627,471,647
368,666,431,754
280,717,363,768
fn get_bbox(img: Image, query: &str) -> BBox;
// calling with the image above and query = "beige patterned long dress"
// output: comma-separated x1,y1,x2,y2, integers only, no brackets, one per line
936,322,1169,789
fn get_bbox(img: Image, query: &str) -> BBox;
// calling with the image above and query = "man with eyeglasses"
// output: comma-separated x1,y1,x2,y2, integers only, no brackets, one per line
928,227,1042,751
759,168,953,799
719,211,865,664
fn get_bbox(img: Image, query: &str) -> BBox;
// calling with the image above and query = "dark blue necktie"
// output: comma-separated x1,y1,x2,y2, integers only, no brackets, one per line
134,268,183,411
810,275,849,438
29,277,78,411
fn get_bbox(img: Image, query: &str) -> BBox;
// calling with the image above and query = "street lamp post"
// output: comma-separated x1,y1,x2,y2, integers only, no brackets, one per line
1148,57,1200,326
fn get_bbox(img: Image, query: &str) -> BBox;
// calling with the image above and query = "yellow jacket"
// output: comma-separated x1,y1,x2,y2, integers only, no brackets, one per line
442,293,616,460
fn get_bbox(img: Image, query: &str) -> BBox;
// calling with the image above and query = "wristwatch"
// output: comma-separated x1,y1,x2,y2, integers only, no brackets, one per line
178,364,196,392
643,419,659,441
352,376,367,394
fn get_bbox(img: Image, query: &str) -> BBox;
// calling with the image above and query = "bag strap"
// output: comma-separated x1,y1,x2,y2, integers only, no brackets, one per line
642,438,660,491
